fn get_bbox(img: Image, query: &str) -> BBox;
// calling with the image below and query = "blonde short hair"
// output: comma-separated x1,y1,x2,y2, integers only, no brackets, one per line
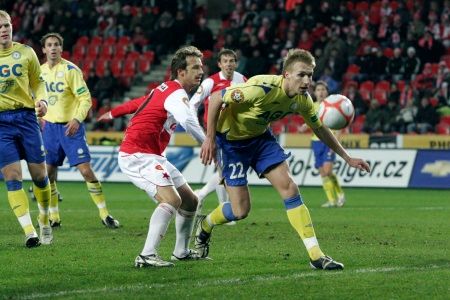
0,10,11,22
282,49,316,73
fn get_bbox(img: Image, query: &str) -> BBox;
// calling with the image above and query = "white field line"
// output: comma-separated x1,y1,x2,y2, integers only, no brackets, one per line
16,264,449,300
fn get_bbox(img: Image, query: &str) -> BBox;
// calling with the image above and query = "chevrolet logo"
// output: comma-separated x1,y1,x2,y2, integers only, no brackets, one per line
421,160,450,177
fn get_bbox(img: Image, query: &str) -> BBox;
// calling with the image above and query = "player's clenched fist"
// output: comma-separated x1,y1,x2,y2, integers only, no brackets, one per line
35,100,48,117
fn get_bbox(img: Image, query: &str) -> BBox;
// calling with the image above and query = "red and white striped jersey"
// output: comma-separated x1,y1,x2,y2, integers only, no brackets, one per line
112,80,205,155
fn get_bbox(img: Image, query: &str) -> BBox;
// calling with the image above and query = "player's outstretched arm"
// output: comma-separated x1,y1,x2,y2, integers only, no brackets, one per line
313,125,371,173
97,111,113,121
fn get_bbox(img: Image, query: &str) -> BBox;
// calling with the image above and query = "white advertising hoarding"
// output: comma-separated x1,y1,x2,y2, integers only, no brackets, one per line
19,147,416,188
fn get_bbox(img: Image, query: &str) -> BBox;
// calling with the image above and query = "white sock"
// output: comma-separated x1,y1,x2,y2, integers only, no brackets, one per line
141,203,176,256
173,208,196,257
197,172,220,200
215,184,228,204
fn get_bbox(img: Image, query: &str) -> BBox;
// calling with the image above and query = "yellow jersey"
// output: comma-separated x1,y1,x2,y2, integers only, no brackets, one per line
218,75,322,140
41,58,91,123
0,42,47,112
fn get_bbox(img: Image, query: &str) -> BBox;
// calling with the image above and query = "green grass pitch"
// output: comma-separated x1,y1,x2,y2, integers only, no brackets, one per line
0,182,449,299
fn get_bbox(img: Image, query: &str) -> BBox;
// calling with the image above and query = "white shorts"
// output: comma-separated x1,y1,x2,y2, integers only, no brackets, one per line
118,152,187,201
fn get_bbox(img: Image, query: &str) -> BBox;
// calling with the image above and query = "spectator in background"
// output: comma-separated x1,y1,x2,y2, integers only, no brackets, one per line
371,48,388,81
417,30,446,64
94,69,118,106
386,47,404,81
246,49,268,77
347,83,367,116
388,83,401,105
402,47,421,81
192,18,214,51
394,98,417,133
407,96,440,133
363,100,384,134
382,99,400,133
319,66,339,93
86,68,99,96
172,10,189,49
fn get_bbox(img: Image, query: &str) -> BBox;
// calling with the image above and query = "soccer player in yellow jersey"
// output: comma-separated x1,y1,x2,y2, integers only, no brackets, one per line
0,10,52,247
196,49,371,270
311,81,346,208
40,32,119,228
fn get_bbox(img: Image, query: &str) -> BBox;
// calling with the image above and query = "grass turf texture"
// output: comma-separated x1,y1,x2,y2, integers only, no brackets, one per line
0,182,449,299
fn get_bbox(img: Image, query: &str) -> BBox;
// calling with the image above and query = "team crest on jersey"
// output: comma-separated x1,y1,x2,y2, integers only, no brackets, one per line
289,103,298,110
162,172,170,179
155,164,163,170
57,71,64,78
48,95,57,105
12,51,21,60
196,85,203,94
231,89,244,102
77,148,84,155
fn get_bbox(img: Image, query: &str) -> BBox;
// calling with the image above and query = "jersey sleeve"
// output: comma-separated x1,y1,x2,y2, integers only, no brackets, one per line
28,48,48,102
222,77,267,105
165,90,205,144
298,93,322,129
111,95,147,118
190,78,213,114
66,65,92,122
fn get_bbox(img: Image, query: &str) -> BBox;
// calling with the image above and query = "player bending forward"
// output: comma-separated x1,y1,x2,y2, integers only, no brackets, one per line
100,46,206,267
196,49,371,270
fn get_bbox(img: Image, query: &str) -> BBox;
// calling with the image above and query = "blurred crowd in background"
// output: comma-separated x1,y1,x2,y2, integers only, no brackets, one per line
3,0,450,134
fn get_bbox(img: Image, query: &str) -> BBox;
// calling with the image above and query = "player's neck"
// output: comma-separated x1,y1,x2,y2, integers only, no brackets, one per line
0,41,12,50
48,58,61,68
221,71,232,81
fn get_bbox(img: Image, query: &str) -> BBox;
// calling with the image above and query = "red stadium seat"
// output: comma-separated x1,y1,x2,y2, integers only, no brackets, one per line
72,44,86,58
91,35,103,46
287,123,300,133
62,51,70,59
396,80,406,92
76,36,89,46
346,64,361,74
373,89,388,105
355,1,369,14
440,115,450,125
110,60,122,77
383,48,394,58
290,114,304,125
114,44,128,59
118,36,131,45
86,44,99,59
271,121,285,135
375,80,390,93
138,58,150,74
95,59,108,77
143,50,155,63
99,45,113,60
359,80,374,101
126,51,140,61
104,36,116,46
436,122,450,134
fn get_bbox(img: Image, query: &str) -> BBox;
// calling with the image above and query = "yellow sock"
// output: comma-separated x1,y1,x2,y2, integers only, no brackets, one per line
8,189,36,236
201,203,228,233
330,173,344,197
322,176,337,204
284,195,325,261
33,182,50,225
49,182,60,222
86,181,109,220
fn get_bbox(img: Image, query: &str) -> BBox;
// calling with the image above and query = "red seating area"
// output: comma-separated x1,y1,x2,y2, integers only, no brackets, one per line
71,35,155,86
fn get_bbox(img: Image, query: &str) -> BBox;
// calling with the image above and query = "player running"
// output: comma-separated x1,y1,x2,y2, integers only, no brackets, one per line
40,32,119,229
99,46,207,267
310,81,346,208
0,10,52,247
190,48,246,215
196,49,371,270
